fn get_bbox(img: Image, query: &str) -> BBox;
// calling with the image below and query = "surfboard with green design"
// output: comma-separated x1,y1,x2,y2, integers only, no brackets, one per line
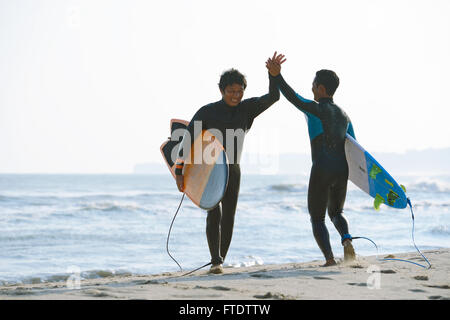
345,135,407,210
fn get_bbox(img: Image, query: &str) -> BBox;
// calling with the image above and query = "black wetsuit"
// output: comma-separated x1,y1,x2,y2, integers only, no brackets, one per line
275,74,356,261
175,73,280,265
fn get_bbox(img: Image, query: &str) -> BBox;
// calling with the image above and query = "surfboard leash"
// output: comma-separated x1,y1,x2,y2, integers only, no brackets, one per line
351,198,431,269
178,262,212,278
166,193,213,278
405,197,432,269
166,193,185,272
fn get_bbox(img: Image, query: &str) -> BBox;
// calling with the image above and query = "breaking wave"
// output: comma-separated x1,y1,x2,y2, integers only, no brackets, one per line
268,183,307,193
406,181,450,194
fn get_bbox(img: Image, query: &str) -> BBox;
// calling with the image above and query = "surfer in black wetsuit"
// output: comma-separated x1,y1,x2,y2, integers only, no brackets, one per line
267,57,357,266
175,52,286,274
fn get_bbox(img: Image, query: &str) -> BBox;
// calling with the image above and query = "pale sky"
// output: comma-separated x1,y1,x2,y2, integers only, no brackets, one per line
1,0,450,173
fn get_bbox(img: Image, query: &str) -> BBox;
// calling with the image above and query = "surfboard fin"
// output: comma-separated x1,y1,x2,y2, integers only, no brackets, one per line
374,194,385,211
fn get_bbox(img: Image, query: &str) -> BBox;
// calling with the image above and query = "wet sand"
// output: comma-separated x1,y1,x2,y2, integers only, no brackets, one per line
1,249,449,300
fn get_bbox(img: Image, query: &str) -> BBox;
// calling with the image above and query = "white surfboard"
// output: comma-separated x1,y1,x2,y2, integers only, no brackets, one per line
345,134,407,210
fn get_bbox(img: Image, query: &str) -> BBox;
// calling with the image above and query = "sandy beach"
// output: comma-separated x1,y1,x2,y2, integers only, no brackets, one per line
0,248,448,300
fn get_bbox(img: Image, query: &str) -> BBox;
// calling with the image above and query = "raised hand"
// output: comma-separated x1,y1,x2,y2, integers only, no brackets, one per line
266,51,286,77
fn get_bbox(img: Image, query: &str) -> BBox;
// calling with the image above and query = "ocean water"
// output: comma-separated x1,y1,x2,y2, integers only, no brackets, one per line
0,173,449,285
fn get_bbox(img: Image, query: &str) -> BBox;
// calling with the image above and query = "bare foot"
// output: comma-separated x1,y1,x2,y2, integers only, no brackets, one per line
343,239,356,261
208,264,224,274
322,259,337,267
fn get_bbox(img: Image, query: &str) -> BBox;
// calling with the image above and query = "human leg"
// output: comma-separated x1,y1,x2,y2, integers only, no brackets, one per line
308,166,335,263
206,205,222,266
205,165,241,270
328,176,355,261
218,164,241,262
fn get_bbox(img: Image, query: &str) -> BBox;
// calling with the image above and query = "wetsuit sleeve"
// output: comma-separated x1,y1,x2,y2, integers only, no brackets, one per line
347,122,356,140
245,73,280,120
276,74,321,118
174,108,204,175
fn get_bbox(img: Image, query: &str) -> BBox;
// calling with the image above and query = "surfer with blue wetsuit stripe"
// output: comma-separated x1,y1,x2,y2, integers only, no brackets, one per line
175,53,286,274
267,57,357,266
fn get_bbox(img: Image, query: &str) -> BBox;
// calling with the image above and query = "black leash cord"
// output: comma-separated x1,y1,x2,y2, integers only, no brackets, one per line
166,193,185,272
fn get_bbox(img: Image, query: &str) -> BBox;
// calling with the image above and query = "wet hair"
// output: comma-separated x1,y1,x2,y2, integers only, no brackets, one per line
218,68,247,91
314,69,339,96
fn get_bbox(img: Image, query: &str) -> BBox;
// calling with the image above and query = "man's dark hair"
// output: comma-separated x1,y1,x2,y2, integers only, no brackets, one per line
218,68,247,91
314,69,339,96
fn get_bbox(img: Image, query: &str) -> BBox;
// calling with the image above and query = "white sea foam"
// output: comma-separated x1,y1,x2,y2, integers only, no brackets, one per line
406,180,450,193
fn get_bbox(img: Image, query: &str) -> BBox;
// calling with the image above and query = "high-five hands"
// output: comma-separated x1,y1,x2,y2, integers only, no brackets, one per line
266,51,286,77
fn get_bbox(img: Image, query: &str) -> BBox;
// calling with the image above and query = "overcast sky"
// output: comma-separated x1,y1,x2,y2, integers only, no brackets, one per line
1,0,449,173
